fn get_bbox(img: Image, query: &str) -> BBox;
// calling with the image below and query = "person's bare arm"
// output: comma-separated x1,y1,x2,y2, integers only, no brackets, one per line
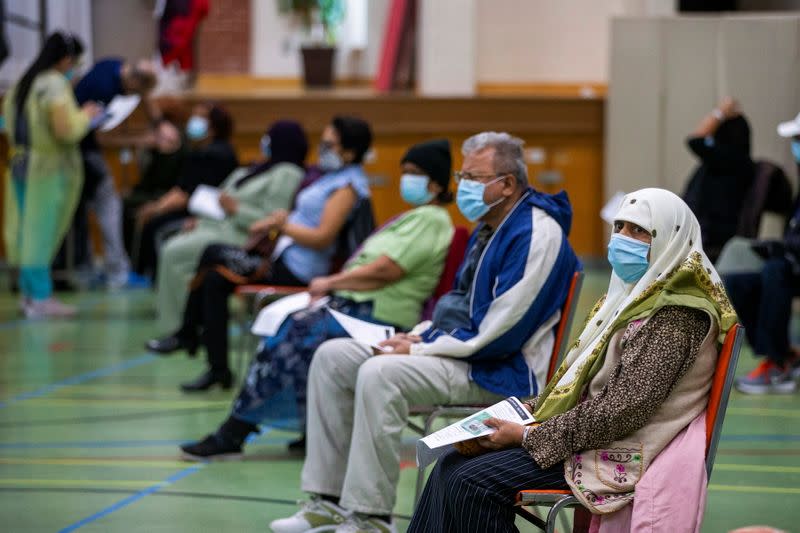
691,97,739,138
282,187,358,250
308,255,406,298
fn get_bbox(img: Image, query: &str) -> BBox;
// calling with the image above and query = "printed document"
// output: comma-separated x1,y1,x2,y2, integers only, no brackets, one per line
416,397,535,469
251,292,329,336
188,185,225,220
99,94,141,132
328,307,395,349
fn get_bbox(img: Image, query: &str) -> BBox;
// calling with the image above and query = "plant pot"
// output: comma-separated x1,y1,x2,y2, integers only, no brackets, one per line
301,46,336,88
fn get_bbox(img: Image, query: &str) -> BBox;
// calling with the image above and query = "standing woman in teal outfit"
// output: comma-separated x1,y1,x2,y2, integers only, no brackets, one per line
3,32,102,318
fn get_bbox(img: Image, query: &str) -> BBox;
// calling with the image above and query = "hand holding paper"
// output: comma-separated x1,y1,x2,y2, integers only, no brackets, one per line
416,397,535,469
327,308,395,350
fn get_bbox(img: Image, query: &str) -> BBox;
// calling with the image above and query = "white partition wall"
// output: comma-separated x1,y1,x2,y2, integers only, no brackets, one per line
606,14,800,201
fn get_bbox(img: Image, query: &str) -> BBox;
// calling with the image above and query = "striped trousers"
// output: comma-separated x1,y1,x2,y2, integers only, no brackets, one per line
408,448,567,533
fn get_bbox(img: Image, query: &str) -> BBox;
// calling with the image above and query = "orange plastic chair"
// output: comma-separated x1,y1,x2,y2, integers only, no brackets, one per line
410,271,584,505
514,323,744,532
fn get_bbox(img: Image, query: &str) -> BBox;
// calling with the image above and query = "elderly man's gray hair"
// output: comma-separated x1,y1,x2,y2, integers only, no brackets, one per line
461,131,528,186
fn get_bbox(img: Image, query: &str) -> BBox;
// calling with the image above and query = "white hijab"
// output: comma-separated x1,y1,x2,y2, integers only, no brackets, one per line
556,188,723,388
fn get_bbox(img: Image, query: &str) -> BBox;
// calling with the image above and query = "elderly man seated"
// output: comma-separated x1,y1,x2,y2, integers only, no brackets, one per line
270,131,580,533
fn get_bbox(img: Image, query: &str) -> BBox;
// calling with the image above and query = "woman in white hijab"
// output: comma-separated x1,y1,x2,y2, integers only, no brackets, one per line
409,188,737,533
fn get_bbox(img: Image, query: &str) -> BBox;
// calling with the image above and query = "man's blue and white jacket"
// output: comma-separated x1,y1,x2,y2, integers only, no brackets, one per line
410,187,580,398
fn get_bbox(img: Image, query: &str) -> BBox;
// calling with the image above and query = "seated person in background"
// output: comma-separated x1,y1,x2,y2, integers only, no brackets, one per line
122,119,187,258
134,102,238,277
270,132,579,533
727,113,800,394
409,188,736,533
156,120,309,335
179,139,456,460
146,116,373,393
683,97,755,263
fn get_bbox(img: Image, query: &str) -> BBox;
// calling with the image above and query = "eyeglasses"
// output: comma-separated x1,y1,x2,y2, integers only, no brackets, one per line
453,171,510,183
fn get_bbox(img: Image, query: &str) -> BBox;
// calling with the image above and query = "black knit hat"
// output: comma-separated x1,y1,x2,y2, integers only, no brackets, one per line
332,115,373,164
401,139,453,203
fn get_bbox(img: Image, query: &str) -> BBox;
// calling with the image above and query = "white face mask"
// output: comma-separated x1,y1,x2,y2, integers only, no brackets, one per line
319,146,344,172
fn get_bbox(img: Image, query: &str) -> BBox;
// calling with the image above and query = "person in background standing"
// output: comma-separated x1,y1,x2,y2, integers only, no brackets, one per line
71,57,159,289
3,32,102,318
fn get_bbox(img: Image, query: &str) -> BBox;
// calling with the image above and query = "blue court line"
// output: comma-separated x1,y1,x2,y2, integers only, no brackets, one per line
54,429,276,531
57,463,204,533
0,353,157,409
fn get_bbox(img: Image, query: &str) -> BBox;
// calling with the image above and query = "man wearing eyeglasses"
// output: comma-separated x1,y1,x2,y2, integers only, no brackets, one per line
271,131,580,533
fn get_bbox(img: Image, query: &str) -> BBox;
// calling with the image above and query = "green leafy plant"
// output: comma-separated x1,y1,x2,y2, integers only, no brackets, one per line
277,0,346,45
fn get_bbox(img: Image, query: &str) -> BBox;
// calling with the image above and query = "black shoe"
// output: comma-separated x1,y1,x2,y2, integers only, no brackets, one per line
180,370,233,392
180,434,243,461
287,434,306,453
145,335,197,356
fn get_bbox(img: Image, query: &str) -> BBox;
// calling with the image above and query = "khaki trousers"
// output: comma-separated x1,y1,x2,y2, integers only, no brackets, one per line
300,338,503,515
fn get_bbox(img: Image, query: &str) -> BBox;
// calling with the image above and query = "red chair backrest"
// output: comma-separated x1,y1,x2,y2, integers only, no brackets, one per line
704,323,743,477
419,227,470,322
434,227,470,300
547,271,584,382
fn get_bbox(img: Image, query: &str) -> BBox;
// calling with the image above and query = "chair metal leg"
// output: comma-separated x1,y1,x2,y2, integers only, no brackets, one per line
546,497,579,533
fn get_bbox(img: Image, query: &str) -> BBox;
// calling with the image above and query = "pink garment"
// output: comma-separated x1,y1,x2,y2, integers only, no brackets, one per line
588,412,708,533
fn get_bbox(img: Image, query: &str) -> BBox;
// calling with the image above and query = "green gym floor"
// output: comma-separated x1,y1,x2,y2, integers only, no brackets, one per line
0,268,798,533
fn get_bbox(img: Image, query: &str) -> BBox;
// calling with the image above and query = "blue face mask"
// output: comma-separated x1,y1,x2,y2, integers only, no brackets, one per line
607,233,650,284
186,115,209,141
400,174,435,206
456,176,504,222
791,140,800,163
319,147,343,172
260,135,271,159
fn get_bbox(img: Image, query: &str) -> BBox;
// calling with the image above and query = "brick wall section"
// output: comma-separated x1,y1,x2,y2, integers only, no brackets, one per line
197,0,251,73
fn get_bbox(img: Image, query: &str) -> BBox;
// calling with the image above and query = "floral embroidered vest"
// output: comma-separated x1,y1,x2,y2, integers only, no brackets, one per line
564,315,719,514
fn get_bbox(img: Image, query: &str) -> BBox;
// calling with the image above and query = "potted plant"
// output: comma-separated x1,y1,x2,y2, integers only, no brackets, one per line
278,0,345,88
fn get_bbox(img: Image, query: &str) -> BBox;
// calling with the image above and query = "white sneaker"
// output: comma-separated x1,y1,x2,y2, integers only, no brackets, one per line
269,497,350,533
24,298,77,319
334,515,397,533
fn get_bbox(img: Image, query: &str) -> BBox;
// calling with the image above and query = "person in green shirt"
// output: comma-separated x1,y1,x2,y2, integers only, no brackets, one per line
3,32,102,318
179,139,455,460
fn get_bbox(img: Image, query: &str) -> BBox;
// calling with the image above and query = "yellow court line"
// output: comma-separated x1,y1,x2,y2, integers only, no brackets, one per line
0,458,188,468
714,463,800,474
727,407,800,418
709,483,800,495
0,478,157,488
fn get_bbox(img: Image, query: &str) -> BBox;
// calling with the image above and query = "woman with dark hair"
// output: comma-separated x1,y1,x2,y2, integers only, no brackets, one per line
178,139,455,459
134,102,238,277
3,32,102,318
683,97,755,263
155,120,309,334
146,116,374,392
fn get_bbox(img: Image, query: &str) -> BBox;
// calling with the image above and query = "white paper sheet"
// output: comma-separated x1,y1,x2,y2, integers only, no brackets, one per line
250,292,330,336
187,185,225,220
600,191,627,225
416,397,535,469
99,94,141,132
328,307,395,349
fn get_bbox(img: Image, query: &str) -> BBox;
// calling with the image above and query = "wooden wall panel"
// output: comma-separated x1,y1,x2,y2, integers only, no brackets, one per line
2,90,605,260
